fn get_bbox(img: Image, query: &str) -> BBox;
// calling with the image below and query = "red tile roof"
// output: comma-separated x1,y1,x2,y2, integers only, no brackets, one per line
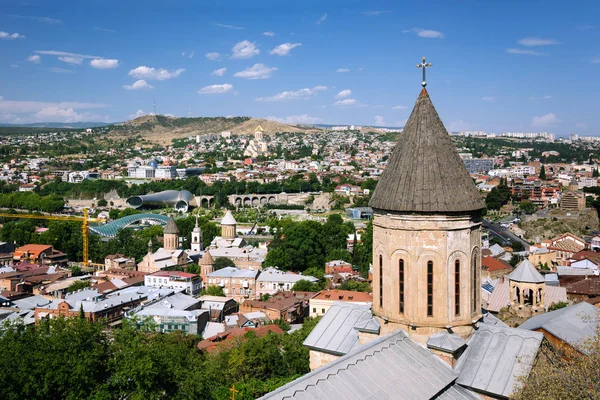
482,256,513,272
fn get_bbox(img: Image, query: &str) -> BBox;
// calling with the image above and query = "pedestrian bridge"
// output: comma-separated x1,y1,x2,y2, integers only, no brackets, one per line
89,213,170,238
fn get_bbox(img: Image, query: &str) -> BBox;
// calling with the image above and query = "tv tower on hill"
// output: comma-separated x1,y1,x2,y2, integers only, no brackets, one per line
153,97,157,116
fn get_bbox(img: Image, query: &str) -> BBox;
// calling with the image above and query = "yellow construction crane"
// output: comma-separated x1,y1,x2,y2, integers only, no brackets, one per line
0,208,104,267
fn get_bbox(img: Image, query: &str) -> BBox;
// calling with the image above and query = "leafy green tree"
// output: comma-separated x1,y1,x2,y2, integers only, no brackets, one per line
203,285,225,296
519,201,537,214
339,280,372,292
66,280,90,293
213,257,235,271
291,279,322,292
547,301,569,311
539,165,546,180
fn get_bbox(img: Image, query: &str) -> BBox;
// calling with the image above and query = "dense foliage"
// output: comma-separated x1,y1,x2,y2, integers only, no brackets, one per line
0,214,219,263
0,316,320,400
264,214,354,272
485,178,512,210
0,192,64,212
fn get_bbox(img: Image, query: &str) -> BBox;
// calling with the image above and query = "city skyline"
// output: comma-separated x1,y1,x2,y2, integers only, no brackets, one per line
1,0,599,135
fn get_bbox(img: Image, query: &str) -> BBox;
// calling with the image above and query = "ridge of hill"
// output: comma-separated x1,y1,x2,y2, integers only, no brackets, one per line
107,115,321,145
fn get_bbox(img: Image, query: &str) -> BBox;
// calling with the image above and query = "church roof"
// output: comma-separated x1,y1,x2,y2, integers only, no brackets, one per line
221,210,237,225
163,216,179,235
509,259,545,283
369,88,485,213
199,250,214,265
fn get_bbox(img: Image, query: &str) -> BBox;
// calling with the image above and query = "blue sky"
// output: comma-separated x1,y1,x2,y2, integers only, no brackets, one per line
1,0,599,135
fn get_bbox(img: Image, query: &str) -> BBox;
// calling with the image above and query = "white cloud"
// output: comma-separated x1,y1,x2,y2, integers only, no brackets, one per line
0,97,108,123
517,37,559,46
123,79,153,90
506,48,545,56
335,89,351,99
35,50,101,59
263,31,275,37
374,116,385,125
215,23,245,30
362,10,391,16
90,59,119,69
212,67,227,76
267,114,322,124
93,27,116,33
592,57,600,64
317,13,327,24
205,52,220,61
231,40,260,59
58,56,82,65
269,42,302,56
49,67,73,73
27,55,41,63
392,105,407,110
256,86,327,102
129,109,147,119
403,28,444,39
9,15,62,24
181,51,195,58
0,98,107,114
336,68,350,73
234,63,277,80
447,120,474,132
0,31,25,40
197,84,234,94
128,66,185,80
334,98,357,106
481,96,495,102
532,113,561,127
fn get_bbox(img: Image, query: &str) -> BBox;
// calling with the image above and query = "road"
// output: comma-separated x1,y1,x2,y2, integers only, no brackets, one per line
482,220,530,249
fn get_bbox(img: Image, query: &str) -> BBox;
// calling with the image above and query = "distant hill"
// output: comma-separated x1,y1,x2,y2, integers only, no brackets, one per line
0,122,113,129
107,115,320,145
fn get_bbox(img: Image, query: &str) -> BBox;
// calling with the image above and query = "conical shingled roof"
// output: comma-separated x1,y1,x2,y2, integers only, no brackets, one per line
163,215,179,235
199,250,214,265
221,210,237,225
509,259,545,283
369,88,485,213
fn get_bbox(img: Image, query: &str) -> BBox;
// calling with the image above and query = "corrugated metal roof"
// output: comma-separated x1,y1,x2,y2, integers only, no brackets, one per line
303,302,376,356
485,280,568,313
518,302,598,353
509,259,545,283
260,330,462,400
455,324,543,398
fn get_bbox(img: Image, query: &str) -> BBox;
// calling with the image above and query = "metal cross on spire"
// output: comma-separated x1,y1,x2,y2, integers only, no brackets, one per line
416,56,433,87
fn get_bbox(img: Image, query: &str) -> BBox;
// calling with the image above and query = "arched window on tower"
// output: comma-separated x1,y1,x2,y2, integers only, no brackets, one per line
455,259,460,316
399,259,405,314
471,249,479,314
427,261,433,317
379,254,383,309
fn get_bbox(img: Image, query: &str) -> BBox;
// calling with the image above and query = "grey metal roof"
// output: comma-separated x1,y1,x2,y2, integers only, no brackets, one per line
508,259,544,283
436,384,481,400
427,332,467,354
260,330,461,400
206,267,259,279
303,302,377,356
518,302,598,353
369,88,485,213
480,312,509,328
221,210,237,225
11,295,52,310
455,324,543,399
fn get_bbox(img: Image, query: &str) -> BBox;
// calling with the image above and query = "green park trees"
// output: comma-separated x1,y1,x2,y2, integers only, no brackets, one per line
0,315,320,400
265,214,354,272
485,178,512,210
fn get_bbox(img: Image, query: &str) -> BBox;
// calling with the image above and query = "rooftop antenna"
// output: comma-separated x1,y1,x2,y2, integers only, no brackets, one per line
153,97,157,116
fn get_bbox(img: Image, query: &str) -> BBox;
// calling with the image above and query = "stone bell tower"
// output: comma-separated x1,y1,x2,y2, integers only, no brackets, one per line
369,61,485,342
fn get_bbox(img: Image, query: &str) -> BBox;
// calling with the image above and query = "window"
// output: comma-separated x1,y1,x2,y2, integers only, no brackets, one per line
455,260,460,316
321,308,325,314
312,308,316,313
427,261,433,317
472,250,478,314
399,259,405,314
379,254,383,308
232,288,236,295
